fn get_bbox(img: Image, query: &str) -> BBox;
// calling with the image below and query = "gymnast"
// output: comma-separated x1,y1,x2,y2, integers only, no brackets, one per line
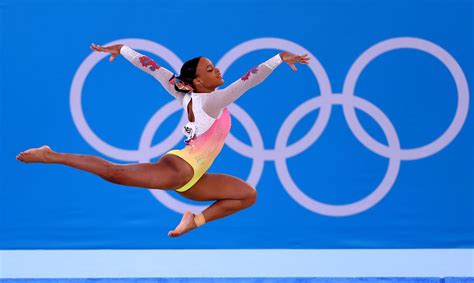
17,42,310,237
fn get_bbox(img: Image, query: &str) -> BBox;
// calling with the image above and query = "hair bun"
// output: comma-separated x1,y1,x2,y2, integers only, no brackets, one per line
169,74,194,93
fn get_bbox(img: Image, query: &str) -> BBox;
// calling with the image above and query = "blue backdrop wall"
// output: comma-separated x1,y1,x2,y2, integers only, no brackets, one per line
1,0,473,249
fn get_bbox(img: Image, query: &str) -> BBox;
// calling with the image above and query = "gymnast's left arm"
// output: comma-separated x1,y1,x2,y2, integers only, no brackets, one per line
90,43,185,103
203,52,310,118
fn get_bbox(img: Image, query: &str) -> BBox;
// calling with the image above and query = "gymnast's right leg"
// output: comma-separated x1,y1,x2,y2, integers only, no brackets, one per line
16,145,193,190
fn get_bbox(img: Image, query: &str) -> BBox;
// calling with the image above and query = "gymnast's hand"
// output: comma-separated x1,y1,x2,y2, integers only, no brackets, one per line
90,43,124,62
280,51,310,71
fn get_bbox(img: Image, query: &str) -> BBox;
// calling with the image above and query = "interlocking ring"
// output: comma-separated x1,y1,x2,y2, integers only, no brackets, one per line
70,37,469,216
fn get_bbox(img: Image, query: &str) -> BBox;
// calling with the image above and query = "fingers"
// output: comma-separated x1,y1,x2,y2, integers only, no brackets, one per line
90,43,107,52
300,58,310,64
296,54,310,65
290,63,297,72
90,43,102,52
286,53,310,65
298,54,310,61
90,43,118,63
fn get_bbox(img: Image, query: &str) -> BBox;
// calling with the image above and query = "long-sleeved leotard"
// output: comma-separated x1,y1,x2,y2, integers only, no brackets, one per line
120,45,282,125
120,45,282,192
119,46,186,105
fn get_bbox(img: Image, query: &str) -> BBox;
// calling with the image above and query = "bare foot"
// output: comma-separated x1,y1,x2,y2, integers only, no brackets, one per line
168,211,198,237
16,145,55,163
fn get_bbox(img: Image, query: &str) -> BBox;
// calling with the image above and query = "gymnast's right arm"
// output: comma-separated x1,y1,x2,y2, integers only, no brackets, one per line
90,43,184,103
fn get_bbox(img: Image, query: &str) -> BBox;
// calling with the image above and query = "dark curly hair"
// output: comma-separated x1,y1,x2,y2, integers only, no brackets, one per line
174,56,202,93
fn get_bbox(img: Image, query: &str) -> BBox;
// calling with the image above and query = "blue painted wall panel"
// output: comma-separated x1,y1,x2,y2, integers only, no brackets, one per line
1,0,472,249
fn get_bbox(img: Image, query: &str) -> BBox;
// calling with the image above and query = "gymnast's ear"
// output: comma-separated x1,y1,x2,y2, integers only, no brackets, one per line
193,77,203,86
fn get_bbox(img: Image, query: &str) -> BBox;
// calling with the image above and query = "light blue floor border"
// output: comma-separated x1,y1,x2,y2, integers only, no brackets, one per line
1,249,473,278
1,278,473,283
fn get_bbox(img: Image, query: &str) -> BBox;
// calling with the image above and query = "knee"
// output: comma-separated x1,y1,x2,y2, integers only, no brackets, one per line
242,188,257,208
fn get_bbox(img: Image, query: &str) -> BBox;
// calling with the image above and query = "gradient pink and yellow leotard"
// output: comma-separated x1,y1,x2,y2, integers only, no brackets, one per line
120,45,282,192
166,106,231,192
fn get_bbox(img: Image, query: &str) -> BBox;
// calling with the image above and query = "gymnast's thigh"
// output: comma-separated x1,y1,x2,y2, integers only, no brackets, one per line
178,173,255,201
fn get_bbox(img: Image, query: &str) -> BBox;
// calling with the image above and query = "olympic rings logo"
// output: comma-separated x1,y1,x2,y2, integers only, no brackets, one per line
70,37,469,217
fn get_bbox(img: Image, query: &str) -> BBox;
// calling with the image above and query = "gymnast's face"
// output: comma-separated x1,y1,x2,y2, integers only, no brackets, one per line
193,57,224,92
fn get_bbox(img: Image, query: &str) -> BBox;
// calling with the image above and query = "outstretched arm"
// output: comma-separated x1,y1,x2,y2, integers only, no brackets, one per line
90,43,184,103
203,52,310,118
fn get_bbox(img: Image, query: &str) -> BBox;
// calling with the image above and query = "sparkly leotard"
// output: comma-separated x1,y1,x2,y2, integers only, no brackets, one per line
120,46,282,192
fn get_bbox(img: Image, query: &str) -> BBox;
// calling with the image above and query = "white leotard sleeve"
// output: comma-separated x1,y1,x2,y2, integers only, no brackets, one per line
202,54,283,118
120,45,185,104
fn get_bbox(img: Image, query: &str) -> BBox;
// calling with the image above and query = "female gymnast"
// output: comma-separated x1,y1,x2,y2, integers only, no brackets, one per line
16,43,310,237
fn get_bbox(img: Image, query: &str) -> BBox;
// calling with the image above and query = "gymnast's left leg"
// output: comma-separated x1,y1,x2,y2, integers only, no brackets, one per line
168,173,257,237
16,145,194,190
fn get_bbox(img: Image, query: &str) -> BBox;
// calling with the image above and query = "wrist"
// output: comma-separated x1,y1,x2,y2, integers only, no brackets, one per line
264,53,283,70
119,45,130,56
116,44,124,53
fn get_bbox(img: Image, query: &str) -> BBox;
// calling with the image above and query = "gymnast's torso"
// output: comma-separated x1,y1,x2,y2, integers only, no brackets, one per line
119,45,282,191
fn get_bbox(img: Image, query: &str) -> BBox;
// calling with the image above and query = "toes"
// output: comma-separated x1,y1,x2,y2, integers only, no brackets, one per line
16,152,28,162
168,230,182,237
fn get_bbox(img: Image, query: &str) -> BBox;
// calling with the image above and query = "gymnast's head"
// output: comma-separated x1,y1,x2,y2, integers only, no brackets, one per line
172,57,224,93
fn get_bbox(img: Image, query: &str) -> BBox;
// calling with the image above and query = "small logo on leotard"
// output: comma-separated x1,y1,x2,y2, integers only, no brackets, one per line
182,122,197,144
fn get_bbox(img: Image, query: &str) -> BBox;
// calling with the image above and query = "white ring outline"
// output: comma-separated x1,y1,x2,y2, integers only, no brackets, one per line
217,38,333,160
343,37,469,160
275,94,401,216
69,37,469,216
